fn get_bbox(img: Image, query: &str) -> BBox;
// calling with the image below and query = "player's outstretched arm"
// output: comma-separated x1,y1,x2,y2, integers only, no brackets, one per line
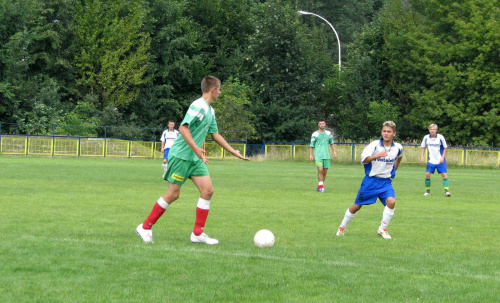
211,133,250,161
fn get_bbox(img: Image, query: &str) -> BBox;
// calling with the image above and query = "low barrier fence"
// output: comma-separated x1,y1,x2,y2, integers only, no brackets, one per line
261,142,499,167
0,134,498,167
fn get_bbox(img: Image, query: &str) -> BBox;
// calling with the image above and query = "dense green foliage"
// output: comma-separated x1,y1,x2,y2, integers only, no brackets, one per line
0,0,498,145
335,0,499,145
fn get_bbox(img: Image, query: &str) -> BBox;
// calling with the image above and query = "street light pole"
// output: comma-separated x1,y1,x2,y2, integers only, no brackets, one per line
298,10,341,72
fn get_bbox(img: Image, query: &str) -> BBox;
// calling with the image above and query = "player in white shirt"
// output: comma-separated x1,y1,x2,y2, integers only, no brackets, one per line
336,121,403,239
160,120,179,175
420,124,450,197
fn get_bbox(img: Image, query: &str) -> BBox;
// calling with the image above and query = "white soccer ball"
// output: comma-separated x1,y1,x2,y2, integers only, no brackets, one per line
254,229,275,248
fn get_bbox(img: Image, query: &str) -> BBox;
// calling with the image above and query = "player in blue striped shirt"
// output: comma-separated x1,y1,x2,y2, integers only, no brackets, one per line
336,121,403,239
420,124,451,197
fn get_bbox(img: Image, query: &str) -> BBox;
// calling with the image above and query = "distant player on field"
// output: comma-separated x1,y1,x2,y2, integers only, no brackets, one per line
160,120,179,176
420,124,451,197
336,121,403,239
309,120,337,193
136,76,250,245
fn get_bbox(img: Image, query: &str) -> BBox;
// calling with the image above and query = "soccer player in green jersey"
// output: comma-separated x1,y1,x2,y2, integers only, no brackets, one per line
309,120,337,192
136,76,250,245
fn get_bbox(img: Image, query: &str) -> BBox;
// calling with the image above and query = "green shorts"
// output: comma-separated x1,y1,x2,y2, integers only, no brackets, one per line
315,159,331,169
164,156,210,185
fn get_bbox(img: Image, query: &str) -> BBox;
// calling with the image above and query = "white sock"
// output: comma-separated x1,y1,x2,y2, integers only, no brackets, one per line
162,163,168,172
381,206,395,228
340,208,356,228
197,197,211,210
319,181,324,186
157,197,169,209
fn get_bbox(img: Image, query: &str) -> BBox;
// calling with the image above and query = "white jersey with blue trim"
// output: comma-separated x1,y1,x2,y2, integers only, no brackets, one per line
421,134,447,164
361,139,404,179
160,129,179,149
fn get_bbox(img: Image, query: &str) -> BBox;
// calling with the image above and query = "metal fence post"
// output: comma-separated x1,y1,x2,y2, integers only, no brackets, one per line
463,147,467,166
351,143,355,162
52,124,55,157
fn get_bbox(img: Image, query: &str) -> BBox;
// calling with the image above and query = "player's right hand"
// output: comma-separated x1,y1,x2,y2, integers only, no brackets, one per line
377,151,388,158
195,147,208,164
234,150,250,161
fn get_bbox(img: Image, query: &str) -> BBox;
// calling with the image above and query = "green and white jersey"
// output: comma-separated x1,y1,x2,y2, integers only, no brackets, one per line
169,97,219,162
310,130,334,160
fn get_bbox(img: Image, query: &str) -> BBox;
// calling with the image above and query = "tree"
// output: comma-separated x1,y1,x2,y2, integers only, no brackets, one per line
297,0,384,60
407,0,500,146
73,0,150,110
335,0,499,146
126,0,214,130
331,21,393,141
241,1,332,142
212,77,256,140
0,0,76,129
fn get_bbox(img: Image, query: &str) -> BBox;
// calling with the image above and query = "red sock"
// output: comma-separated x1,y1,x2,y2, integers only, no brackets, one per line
143,202,166,229
193,207,209,236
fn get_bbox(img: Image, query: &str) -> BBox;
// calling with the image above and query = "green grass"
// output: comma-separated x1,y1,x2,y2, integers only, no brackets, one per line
0,156,498,302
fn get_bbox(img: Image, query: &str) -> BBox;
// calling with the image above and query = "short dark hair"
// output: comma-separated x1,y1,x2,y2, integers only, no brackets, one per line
201,76,221,93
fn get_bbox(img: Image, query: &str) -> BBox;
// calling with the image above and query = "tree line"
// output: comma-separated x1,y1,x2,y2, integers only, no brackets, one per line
0,0,498,146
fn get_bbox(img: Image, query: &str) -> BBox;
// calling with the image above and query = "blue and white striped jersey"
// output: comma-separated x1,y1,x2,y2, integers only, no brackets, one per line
361,139,404,179
160,129,179,149
421,134,447,164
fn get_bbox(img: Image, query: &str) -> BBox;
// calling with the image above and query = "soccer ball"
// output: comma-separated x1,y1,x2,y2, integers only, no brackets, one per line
254,229,275,248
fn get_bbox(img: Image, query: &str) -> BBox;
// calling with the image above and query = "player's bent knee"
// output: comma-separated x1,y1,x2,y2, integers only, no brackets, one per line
164,192,179,204
201,187,214,199
350,204,361,213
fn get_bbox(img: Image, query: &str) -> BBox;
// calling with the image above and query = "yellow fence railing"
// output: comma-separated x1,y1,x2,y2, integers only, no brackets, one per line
263,142,499,167
1,135,498,166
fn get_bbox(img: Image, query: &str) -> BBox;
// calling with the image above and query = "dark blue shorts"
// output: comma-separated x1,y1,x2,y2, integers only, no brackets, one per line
354,176,395,206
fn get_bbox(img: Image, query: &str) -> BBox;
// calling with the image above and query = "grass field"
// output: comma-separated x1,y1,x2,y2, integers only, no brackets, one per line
0,156,498,302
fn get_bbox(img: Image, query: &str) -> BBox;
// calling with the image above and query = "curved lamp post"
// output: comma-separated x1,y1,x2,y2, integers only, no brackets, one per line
298,10,341,72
